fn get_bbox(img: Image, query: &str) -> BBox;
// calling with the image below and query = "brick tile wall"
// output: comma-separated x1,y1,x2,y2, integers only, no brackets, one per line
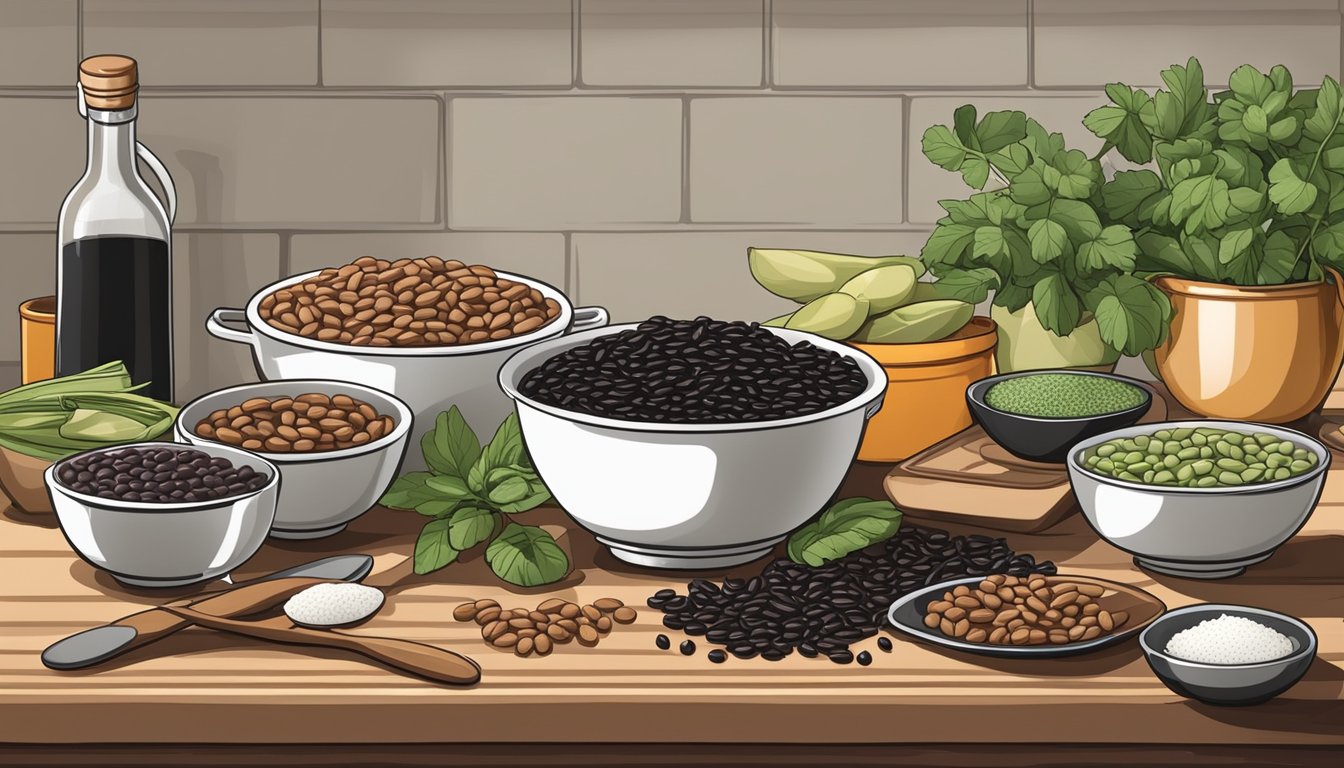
0,0,1340,400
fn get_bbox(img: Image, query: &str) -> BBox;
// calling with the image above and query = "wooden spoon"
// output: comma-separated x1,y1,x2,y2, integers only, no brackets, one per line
161,605,481,686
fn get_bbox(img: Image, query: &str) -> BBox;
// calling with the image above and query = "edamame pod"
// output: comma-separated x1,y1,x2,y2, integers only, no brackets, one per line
762,312,793,328
838,264,918,314
748,248,926,302
784,293,870,340
849,299,973,344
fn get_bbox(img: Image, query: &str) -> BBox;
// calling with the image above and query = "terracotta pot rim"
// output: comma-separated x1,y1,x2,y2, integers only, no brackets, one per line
1154,275,1333,300
848,316,997,366
18,296,55,322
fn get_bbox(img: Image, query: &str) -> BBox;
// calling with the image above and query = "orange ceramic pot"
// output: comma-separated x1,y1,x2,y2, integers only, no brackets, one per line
848,317,997,462
1154,272,1344,423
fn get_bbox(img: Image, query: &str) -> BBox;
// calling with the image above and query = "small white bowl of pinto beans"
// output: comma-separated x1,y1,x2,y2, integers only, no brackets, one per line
175,380,413,539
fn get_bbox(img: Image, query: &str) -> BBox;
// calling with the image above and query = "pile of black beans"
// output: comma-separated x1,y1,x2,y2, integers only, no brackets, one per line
517,316,868,423
56,446,270,503
647,525,1055,664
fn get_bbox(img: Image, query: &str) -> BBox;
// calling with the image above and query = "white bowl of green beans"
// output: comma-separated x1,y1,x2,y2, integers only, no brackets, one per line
1067,421,1329,579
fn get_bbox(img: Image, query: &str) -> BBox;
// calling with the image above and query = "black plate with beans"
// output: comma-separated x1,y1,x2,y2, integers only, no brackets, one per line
54,445,271,504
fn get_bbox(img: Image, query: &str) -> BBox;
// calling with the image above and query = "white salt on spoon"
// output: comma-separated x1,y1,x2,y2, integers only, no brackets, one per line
284,583,386,629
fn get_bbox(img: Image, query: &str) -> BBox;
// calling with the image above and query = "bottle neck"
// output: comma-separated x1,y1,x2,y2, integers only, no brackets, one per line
85,106,139,184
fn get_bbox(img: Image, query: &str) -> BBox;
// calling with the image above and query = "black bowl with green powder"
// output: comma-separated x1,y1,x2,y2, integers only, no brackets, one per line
967,371,1152,464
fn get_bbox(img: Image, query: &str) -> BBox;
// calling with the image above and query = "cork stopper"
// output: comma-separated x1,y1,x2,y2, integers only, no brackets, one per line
79,54,138,110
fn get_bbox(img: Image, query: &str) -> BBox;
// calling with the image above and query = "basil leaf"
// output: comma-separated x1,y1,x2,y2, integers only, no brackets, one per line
468,413,527,493
413,518,459,575
484,467,530,505
414,499,459,518
486,523,570,587
787,498,903,567
421,407,481,480
426,473,474,501
448,505,497,550
379,472,439,509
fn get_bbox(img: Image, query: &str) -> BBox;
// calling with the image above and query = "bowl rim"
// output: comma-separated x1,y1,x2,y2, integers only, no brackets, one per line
1139,603,1318,670
966,369,1153,423
1067,419,1331,495
497,322,887,434
241,269,575,358
174,379,414,464
45,440,280,513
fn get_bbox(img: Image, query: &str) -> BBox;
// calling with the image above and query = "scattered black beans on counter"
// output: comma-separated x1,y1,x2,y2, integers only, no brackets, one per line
517,316,868,423
877,636,893,653
708,649,727,664
680,639,696,656
655,634,671,650
57,446,269,503
647,525,1055,665
857,651,872,666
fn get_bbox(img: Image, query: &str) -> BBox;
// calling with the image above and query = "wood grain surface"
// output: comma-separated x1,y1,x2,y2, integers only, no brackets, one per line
0,398,1341,760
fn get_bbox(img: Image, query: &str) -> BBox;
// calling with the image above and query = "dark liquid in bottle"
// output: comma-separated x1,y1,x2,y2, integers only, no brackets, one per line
56,235,172,402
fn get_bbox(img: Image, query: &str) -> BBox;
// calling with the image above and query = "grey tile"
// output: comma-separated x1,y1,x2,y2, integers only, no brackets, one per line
0,98,84,229
581,0,763,87
0,234,57,363
689,97,902,225
772,0,1027,87
83,0,318,86
289,232,568,292
906,94,1106,224
174,234,281,401
322,0,571,87
572,231,932,322
0,0,77,87
138,95,441,227
449,97,682,228
1034,0,1341,88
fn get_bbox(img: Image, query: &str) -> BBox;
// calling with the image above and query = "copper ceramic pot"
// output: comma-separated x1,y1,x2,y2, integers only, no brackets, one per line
1153,271,1344,423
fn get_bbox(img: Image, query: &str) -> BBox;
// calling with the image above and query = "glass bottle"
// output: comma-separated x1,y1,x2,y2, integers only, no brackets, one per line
56,54,177,402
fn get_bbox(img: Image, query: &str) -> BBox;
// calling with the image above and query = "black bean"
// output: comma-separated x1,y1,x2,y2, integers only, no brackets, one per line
646,524,1055,668
655,634,671,650
857,651,872,666
54,446,270,504
680,640,696,656
517,316,868,423
707,650,727,664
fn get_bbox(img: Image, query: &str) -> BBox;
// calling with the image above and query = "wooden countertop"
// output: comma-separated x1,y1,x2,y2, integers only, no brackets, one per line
1,437,1343,765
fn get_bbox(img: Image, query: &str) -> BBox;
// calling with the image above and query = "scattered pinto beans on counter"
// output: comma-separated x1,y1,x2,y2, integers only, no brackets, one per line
454,597,637,658
258,256,561,347
924,575,1129,646
194,393,396,453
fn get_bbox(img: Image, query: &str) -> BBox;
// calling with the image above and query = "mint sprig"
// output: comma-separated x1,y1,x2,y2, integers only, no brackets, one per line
381,407,568,586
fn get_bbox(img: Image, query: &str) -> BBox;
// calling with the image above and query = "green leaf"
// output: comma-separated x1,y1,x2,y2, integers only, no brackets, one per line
484,467,530,505
974,110,1028,153
379,472,440,509
1181,234,1223,279
1027,218,1069,263
1045,199,1103,243
1259,230,1299,284
787,498,903,567
1148,57,1212,141
953,104,978,147
1213,147,1265,188
922,124,968,170
1304,76,1343,142
1135,232,1195,275
485,523,570,587
1102,170,1163,223
425,473,474,501
1228,64,1274,107
1031,272,1083,336
420,407,481,480
1085,83,1155,163
467,413,526,493
1050,150,1100,199
1267,158,1319,215
928,268,1000,303
1217,227,1255,267
989,143,1031,175
994,281,1032,312
448,505,497,550
1077,225,1138,272
921,222,976,266
1009,166,1054,206
972,226,1006,259
1084,274,1171,356
413,518,459,575
1168,174,1232,234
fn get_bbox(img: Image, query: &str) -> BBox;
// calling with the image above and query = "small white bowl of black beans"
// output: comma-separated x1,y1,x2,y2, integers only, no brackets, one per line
499,316,887,569
45,442,280,588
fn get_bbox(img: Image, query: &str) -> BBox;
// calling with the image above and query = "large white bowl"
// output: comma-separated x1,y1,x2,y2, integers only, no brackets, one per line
498,323,887,569
206,269,607,471
175,380,413,539
1067,420,1329,579
46,441,280,588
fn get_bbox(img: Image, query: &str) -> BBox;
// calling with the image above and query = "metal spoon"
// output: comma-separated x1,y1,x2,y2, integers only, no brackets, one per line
42,555,374,670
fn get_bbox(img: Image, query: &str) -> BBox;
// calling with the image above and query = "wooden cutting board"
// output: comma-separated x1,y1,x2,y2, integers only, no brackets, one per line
884,391,1167,533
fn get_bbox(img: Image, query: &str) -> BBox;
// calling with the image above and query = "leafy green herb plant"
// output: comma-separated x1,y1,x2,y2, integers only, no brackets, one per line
787,498,903,567
380,407,569,586
921,106,1172,357
1087,57,1344,285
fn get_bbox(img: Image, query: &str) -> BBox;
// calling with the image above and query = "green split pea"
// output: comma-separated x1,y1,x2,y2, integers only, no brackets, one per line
984,374,1146,419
